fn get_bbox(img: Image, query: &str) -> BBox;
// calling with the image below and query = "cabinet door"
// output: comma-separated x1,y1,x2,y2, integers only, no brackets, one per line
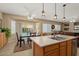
67,46,72,56
60,41,66,56
67,40,72,56
33,42,44,56
60,47,66,56
0,34,3,48
0,33,7,49
3,33,7,46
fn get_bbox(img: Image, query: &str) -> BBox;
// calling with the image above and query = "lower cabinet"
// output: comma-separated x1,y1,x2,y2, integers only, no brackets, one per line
46,50,59,56
60,47,66,56
44,44,59,56
67,46,72,56
66,40,72,56
33,40,73,56
0,33,7,49
60,41,66,56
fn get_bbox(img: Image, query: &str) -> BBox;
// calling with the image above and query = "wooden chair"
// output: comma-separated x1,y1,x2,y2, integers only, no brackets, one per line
27,37,32,47
26,32,36,47
16,32,25,47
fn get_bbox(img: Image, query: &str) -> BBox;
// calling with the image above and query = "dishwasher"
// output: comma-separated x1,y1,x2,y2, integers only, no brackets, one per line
72,39,77,56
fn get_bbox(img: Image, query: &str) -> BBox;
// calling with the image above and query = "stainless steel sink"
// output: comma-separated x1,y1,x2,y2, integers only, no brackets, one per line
50,35,67,41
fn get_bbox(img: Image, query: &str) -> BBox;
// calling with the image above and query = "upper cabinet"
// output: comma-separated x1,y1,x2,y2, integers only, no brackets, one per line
61,22,70,32
61,22,75,32
0,12,3,19
74,22,79,31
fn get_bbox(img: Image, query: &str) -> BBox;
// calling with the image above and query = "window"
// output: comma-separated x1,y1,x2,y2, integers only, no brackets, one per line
42,24,61,33
54,24,61,31
42,24,51,33
22,23,34,33
11,20,16,34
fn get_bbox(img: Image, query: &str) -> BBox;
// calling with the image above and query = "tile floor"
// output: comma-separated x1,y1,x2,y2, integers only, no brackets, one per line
0,35,32,56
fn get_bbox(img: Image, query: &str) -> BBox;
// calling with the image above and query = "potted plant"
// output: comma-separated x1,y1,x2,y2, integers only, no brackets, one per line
1,28,11,39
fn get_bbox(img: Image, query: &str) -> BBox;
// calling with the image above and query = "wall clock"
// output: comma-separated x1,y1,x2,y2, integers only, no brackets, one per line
51,25,55,29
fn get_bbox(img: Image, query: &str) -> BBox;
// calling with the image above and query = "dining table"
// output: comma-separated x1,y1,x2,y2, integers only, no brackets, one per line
20,32,40,47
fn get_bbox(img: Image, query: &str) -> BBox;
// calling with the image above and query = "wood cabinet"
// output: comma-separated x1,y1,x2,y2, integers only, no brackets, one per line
33,42,44,56
0,33,7,49
44,44,59,56
45,49,59,56
61,23,70,32
33,39,73,56
60,41,66,56
44,44,59,52
66,40,72,56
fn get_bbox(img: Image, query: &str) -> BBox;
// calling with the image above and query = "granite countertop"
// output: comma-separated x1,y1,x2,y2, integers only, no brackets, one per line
30,35,76,47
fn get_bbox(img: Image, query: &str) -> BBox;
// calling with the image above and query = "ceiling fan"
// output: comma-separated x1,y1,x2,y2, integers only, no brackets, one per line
27,12,36,20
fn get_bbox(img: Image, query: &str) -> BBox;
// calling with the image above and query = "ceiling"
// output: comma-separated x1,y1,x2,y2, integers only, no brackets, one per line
0,3,79,22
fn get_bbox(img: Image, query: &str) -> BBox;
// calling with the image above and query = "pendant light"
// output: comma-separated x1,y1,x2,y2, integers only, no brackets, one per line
42,3,45,16
53,3,57,19
62,4,66,21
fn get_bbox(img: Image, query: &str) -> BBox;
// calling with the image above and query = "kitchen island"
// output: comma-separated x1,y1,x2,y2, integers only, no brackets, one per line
30,35,77,56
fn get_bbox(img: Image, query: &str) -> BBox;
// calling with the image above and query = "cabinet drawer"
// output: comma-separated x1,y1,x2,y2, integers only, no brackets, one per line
67,40,72,46
60,41,66,47
45,49,59,56
46,52,59,56
45,44,59,52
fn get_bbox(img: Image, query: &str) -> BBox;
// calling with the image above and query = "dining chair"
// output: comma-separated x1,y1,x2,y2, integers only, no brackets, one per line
27,37,32,47
16,32,25,47
26,32,35,47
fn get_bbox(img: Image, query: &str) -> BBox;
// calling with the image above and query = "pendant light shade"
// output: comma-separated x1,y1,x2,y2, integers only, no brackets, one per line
53,3,57,19
42,3,45,16
62,4,66,21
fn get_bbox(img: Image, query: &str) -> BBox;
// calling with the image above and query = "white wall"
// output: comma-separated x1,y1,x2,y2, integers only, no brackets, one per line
1,13,62,35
